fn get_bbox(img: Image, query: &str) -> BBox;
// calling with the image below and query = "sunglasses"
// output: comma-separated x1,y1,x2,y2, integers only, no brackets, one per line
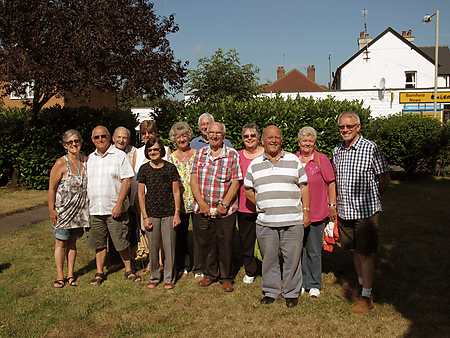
147,148,161,153
338,124,359,130
65,139,81,146
93,134,107,140
243,133,257,139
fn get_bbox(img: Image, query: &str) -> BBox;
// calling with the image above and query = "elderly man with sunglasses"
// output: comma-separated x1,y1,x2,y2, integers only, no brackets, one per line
87,125,140,285
333,112,389,314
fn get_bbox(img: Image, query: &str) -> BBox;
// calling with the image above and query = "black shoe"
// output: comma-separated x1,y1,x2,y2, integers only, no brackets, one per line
260,296,276,305
285,298,298,308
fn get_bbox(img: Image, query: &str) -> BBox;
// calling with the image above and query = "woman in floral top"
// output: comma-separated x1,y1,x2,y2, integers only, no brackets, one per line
169,122,197,276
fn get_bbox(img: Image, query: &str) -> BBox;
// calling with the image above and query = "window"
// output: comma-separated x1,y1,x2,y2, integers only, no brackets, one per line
9,82,34,100
405,71,416,88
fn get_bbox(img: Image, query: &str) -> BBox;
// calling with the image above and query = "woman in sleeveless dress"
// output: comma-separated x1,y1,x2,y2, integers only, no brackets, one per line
48,129,89,288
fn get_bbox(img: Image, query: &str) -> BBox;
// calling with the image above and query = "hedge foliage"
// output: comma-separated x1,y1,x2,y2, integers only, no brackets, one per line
1,96,449,189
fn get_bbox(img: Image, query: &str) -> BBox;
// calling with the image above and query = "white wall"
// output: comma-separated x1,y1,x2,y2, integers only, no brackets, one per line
340,31,436,90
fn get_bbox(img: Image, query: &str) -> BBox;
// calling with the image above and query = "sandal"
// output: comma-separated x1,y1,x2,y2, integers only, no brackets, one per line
53,279,65,288
164,282,175,290
147,282,158,289
124,271,141,282
90,272,106,286
67,276,77,287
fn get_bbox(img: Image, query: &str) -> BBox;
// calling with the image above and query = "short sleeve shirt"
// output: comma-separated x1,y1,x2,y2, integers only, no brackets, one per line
332,136,389,220
87,145,134,215
191,144,242,215
137,161,180,218
244,151,308,227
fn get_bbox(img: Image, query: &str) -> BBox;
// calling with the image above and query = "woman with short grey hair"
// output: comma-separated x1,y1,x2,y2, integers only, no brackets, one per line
296,126,336,298
48,129,89,288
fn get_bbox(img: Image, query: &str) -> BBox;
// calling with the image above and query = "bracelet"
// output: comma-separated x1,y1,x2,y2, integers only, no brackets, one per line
328,203,336,207
143,217,149,220
303,207,310,211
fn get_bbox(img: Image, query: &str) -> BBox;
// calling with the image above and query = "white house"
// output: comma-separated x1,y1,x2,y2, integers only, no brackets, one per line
333,27,449,90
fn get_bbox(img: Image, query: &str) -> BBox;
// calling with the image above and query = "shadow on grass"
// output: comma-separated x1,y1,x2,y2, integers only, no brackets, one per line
324,177,450,337
0,262,11,273
73,258,96,278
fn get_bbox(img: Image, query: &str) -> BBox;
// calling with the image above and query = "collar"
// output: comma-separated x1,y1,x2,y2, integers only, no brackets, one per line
342,135,362,150
206,143,227,159
197,136,208,144
94,144,116,157
263,150,285,162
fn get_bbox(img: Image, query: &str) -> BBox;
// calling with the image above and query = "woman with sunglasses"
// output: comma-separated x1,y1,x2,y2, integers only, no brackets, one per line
237,123,264,284
137,136,181,289
48,129,89,288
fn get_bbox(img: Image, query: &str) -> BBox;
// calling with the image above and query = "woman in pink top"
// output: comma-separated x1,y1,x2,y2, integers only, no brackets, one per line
238,123,264,284
296,126,337,298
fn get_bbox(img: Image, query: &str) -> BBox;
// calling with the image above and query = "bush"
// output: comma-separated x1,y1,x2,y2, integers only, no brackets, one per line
179,95,370,155
366,114,446,175
0,106,137,189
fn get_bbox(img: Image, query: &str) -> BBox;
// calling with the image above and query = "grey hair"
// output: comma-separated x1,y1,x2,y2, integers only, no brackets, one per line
169,122,193,143
113,126,131,138
338,111,361,125
241,122,260,138
208,121,226,136
297,126,317,141
91,125,110,138
198,113,214,127
62,129,82,144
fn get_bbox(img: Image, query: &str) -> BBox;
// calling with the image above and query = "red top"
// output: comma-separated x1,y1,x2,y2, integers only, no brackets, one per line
296,151,335,222
238,149,257,213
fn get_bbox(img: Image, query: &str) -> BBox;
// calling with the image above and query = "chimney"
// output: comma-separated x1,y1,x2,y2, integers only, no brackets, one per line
358,31,372,50
276,66,285,80
307,65,316,83
401,29,415,43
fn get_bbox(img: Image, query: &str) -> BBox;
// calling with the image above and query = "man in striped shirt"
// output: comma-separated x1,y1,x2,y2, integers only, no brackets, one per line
244,125,310,308
333,111,390,314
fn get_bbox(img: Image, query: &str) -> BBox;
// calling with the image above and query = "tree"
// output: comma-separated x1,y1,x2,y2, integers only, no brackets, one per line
187,48,260,102
0,0,187,118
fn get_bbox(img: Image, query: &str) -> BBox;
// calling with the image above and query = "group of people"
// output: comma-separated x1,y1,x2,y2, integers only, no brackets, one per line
48,111,389,314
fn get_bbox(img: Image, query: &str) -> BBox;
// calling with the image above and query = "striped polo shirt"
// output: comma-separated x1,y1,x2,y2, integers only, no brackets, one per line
244,151,307,227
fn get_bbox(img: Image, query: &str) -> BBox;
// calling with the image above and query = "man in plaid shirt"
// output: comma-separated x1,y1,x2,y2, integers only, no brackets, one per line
333,111,390,314
190,121,242,292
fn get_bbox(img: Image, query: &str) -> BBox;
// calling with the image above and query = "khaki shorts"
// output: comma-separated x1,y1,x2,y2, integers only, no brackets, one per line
88,214,130,252
338,213,379,255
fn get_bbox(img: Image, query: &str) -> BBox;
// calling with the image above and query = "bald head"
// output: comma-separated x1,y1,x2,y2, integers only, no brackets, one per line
262,125,282,157
113,126,131,151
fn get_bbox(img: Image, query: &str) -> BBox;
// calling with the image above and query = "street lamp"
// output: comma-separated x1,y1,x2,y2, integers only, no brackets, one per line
423,10,439,113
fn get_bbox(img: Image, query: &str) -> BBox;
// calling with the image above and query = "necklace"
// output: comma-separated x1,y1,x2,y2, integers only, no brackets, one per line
67,155,81,176
176,149,193,162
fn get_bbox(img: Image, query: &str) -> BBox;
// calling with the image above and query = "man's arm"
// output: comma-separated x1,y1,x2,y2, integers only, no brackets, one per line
245,187,256,205
112,177,131,218
190,173,209,215
378,172,390,195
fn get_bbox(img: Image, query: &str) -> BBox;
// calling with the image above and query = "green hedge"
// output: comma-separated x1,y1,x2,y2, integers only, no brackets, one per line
0,107,136,189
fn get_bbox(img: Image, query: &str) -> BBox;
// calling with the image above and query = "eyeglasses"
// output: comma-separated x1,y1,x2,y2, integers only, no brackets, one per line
148,148,160,153
208,132,223,136
243,133,257,139
338,124,359,131
65,139,81,146
93,134,107,140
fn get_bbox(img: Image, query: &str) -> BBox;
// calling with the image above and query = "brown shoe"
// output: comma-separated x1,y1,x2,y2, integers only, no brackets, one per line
352,296,374,314
222,281,234,292
342,281,359,302
164,282,175,290
198,276,214,287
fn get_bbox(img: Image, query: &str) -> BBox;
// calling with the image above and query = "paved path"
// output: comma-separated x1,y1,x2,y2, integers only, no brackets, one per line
0,205,48,235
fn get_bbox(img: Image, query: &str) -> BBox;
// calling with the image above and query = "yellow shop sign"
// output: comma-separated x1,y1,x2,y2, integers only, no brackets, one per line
400,91,450,103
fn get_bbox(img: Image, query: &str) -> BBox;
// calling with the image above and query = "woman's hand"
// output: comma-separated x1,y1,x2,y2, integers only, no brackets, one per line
143,217,153,230
173,214,181,228
329,205,337,222
49,209,58,225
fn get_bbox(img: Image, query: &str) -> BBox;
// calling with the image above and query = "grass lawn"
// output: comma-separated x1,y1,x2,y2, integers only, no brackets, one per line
0,187,47,215
0,178,449,337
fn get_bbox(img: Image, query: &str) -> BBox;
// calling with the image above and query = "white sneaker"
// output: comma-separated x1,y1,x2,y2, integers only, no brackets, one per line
301,287,305,296
243,274,255,284
309,288,320,298
194,273,204,279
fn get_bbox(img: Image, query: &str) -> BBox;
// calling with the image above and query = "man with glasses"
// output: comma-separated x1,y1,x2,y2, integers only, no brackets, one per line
190,122,242,292
333,112,389,314
87,125,140,285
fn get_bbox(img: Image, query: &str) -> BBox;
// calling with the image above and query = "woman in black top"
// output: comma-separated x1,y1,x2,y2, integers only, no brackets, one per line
137,136,181,289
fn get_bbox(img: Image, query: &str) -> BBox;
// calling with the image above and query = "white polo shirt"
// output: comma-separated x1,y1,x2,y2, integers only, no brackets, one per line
87,145,134,215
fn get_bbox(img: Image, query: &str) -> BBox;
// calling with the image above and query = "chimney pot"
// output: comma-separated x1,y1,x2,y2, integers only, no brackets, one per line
276,66,285,80
307,65,316,83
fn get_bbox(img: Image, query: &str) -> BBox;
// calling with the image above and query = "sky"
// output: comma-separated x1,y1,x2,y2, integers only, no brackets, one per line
154,0,450,89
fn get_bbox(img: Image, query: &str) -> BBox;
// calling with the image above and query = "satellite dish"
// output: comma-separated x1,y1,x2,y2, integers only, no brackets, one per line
378,77,386,100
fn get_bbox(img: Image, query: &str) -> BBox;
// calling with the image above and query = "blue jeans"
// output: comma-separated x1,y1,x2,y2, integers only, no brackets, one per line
302,220,326,290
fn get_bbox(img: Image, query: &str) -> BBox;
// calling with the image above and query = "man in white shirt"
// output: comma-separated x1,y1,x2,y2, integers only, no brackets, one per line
87,125,139,285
